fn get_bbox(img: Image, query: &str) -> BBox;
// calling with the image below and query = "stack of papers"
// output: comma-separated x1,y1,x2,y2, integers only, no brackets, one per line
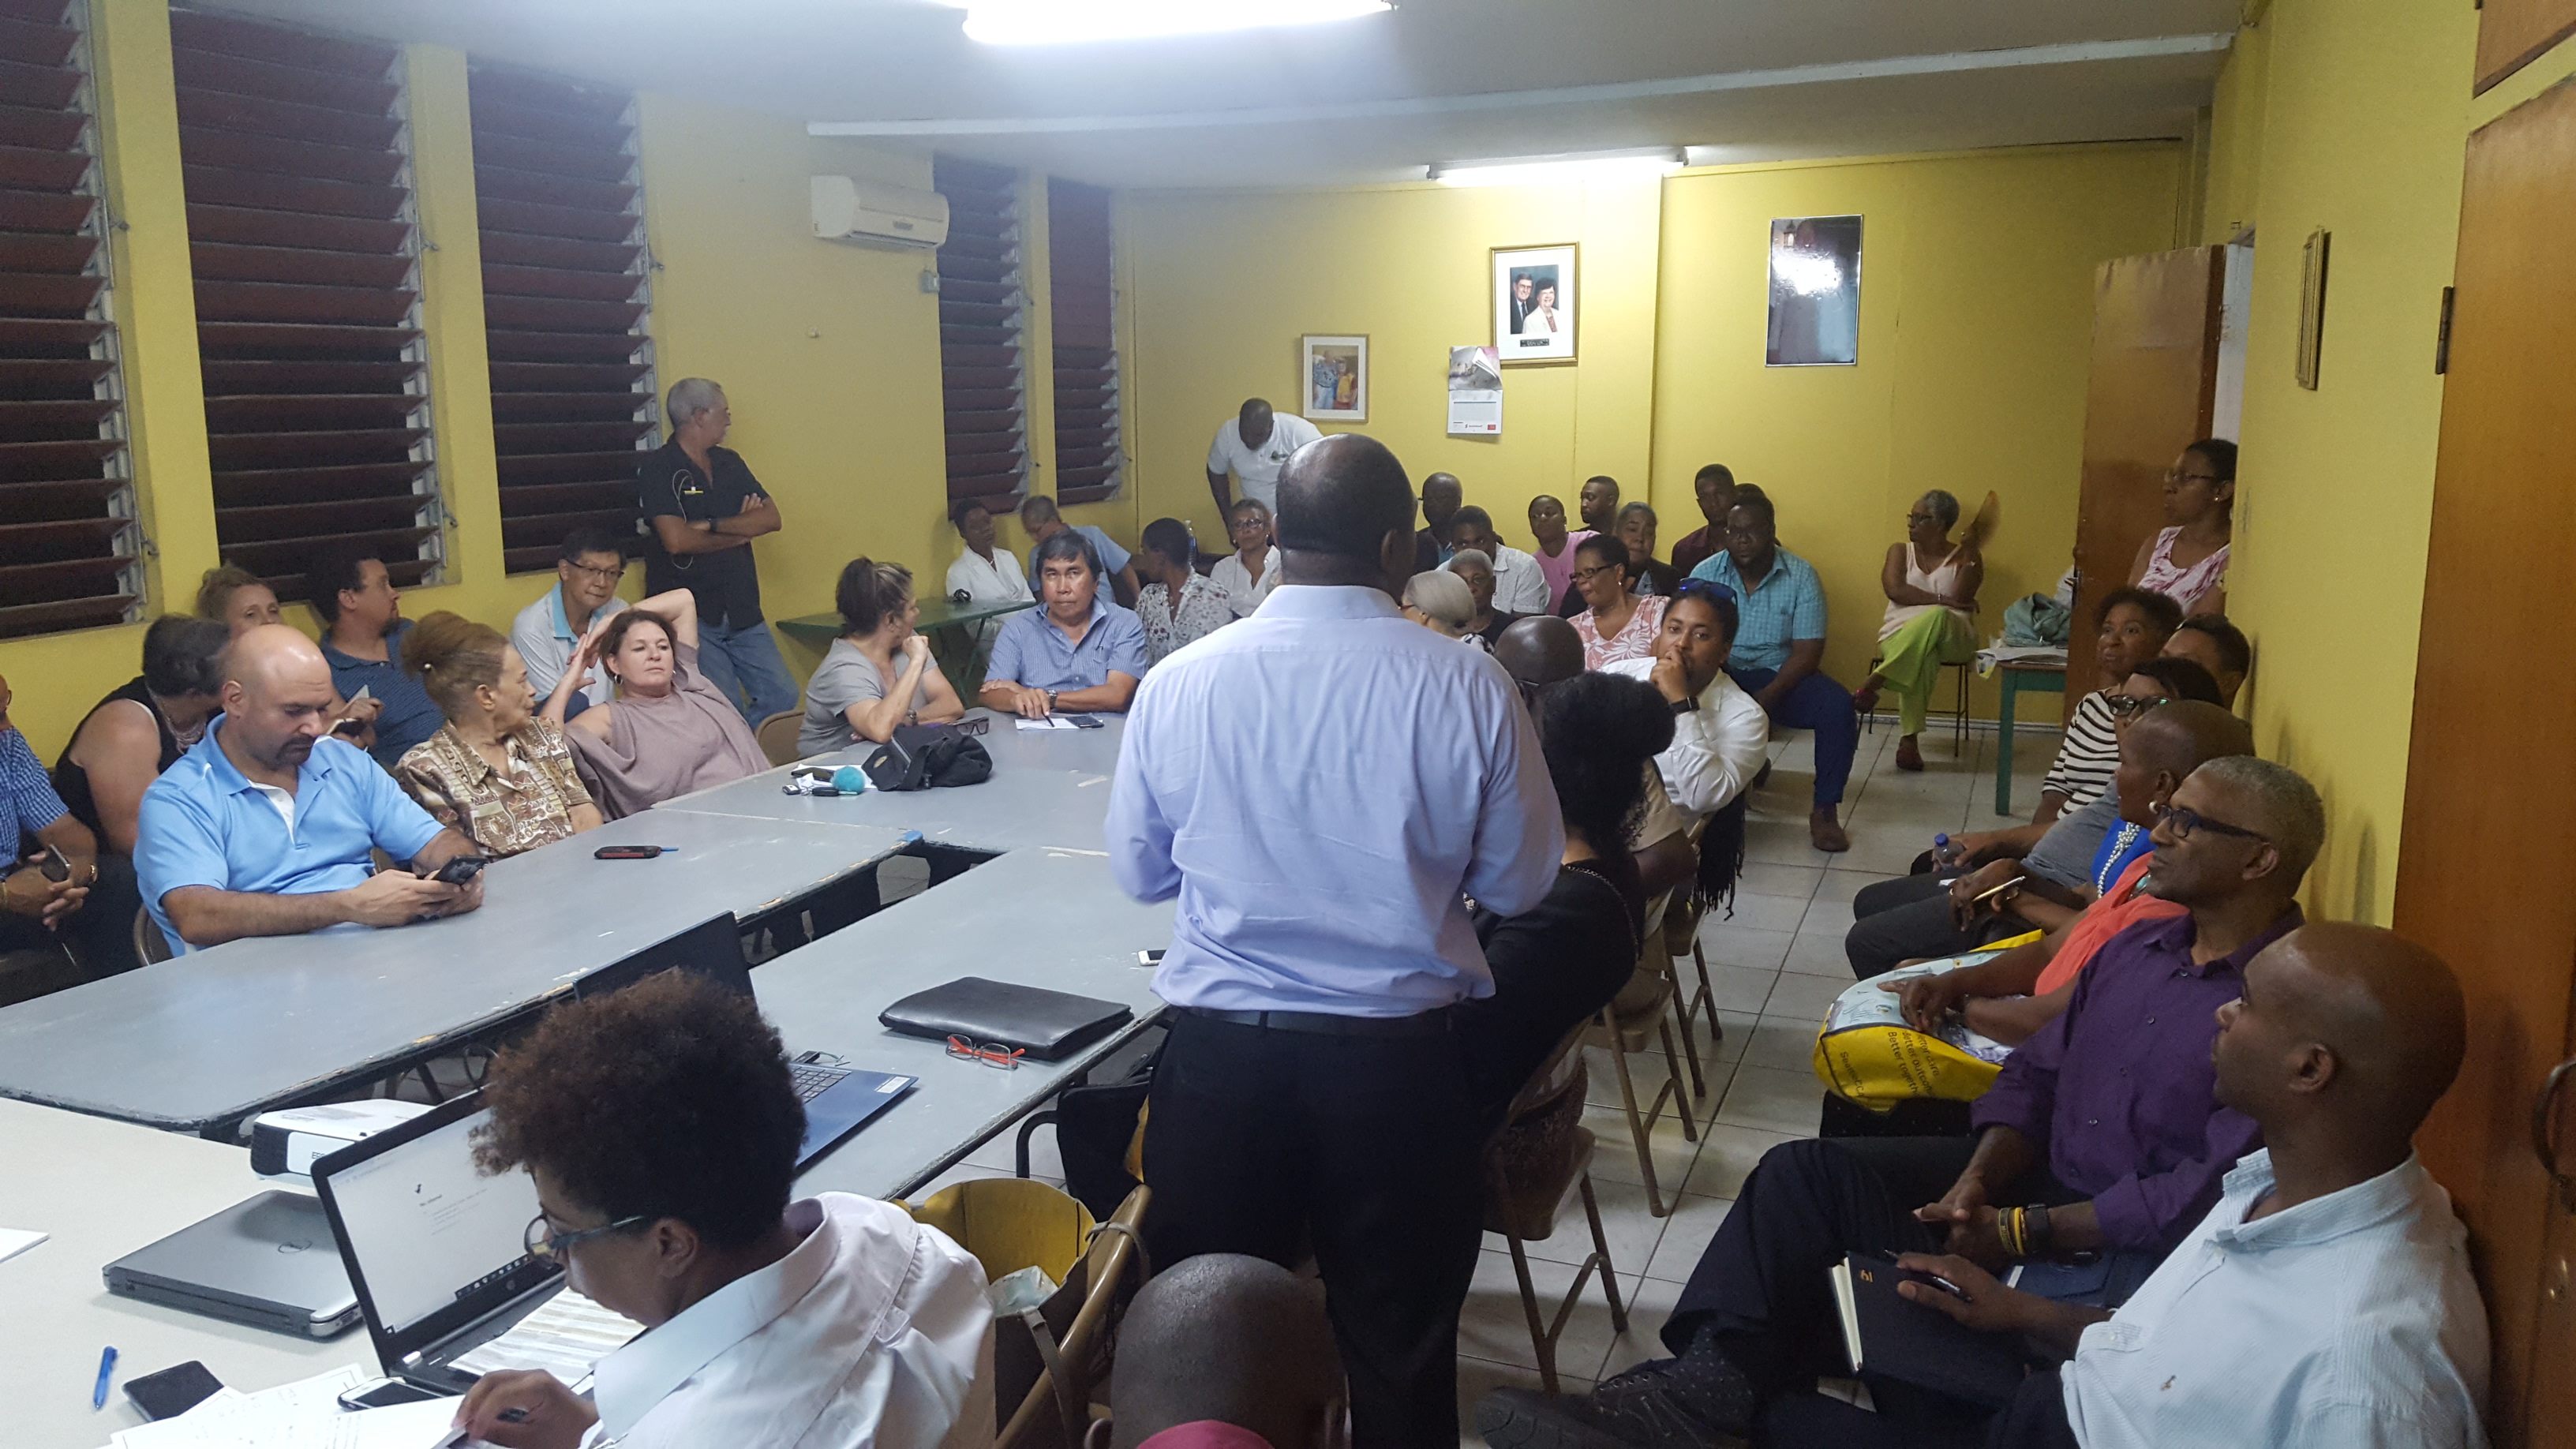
1973,643,2069,676
102,1365,470,1449
448,1290,642,1387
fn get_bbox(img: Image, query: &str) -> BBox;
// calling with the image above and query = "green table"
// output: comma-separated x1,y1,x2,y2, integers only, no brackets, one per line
1992,664,2067,818
777,596,1036,699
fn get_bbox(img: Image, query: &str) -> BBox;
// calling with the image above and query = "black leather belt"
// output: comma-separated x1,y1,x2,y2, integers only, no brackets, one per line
1179,1005,1455,1038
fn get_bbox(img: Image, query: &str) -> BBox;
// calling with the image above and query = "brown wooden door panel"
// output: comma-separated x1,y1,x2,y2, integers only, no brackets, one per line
2069,247,2222,717
2396,79,2576,1447
2477,0,2576,94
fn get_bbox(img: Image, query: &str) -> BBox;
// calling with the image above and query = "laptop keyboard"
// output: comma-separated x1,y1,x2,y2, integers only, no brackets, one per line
789,1062,848,1103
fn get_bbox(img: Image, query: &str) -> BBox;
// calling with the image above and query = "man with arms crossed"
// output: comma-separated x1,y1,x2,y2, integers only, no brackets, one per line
638,377,796,724
1110,434,1560,1447
137,627,483,953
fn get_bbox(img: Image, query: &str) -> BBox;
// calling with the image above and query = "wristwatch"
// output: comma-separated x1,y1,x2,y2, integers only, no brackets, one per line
1669,694,1698,715
1045,690,1059,713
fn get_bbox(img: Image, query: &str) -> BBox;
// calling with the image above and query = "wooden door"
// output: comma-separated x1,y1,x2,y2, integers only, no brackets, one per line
2476,0,2576,93
2394,77,2576,1448
2068,247,2222,717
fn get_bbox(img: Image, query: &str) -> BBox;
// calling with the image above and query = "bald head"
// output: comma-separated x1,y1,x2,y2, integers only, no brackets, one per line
223,623,331,695
1495,616,1585,691
1275,434,1413,589
2128,699,2253,775
1108,1254,1339,1449
2216,923,2467,1151
217,624,336,773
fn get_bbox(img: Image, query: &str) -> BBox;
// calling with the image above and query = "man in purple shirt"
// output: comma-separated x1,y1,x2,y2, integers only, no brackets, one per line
1477,756,2323,1449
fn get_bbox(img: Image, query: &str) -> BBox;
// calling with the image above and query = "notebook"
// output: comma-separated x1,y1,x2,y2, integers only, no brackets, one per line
1828,1252,2029,1410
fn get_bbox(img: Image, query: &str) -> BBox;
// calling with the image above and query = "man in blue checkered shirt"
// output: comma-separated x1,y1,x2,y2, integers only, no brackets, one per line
1685,491,1859,852
1,670,101,966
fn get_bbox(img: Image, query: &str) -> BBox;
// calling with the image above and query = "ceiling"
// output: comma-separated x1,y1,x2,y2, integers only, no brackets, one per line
202,0,2242,188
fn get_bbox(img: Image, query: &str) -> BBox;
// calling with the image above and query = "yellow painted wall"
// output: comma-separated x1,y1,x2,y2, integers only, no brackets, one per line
1118,175,1664,549
2210,0,2576,926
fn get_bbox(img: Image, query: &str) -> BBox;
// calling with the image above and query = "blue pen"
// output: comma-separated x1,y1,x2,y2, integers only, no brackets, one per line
92,1346,115,1409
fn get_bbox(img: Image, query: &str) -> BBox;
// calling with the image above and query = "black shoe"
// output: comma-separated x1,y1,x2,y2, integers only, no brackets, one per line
1474,1356,1752,1449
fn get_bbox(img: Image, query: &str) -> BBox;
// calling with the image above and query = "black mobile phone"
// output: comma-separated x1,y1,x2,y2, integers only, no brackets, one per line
125,1361,223,1421
1064,713,1104,729
338,1377,443,1411
329,716,368,737
35,845,69,883
593,844,665,859
425,855,490,886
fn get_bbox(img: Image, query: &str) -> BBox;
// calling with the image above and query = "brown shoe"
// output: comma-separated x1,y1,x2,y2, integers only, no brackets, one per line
1810,807,1851,853
1896,736,1924,772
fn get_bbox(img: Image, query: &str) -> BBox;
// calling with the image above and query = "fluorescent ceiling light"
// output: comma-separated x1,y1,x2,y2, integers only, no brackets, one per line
945,1,1392,46
1428,149,1686,187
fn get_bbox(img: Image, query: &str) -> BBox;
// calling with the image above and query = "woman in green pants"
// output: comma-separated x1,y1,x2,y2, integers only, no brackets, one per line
1852,489,1982,771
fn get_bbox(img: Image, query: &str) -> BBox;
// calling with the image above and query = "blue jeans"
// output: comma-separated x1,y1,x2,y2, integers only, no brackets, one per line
1727,664,1857,807
693,616,798,723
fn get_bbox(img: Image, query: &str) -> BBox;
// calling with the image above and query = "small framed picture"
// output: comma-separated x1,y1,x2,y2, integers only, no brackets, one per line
1492,244,1577,365
1300,334,1368,421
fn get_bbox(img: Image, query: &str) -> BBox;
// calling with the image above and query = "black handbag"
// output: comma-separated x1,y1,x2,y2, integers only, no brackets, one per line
861,723,993,792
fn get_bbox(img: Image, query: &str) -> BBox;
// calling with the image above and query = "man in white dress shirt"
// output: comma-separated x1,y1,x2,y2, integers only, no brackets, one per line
1446,505,1553,615
1109,432,1560,1448
453,970,993,1449
1204,396,1323,515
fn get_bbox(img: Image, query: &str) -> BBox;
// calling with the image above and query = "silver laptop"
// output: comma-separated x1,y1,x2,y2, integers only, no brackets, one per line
103,1189,362,1338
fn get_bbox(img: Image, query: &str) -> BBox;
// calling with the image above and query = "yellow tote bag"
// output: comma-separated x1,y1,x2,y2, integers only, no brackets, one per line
1811,934,2040,1114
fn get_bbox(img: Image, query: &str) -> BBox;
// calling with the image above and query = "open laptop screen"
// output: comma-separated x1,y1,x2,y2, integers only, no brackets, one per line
319,1101,545,1345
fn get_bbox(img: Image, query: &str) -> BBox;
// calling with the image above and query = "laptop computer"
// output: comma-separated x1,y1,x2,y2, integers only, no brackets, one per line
309,1091,569,1393
103,1189,362,1338
569,912,915,1170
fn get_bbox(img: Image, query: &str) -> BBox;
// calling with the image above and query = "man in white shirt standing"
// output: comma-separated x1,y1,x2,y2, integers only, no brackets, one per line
1204,396,1323,516
1447,505,1554,615
509,527,631,721
1110,433,1561,1449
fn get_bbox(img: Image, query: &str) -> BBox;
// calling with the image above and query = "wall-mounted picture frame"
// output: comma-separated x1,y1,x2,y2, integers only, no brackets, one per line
1492,243,1577,365
1301,334,1368,422
1765,215,1863,367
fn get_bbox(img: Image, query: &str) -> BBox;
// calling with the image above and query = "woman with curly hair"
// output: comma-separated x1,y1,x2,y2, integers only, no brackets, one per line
453,968,994,1449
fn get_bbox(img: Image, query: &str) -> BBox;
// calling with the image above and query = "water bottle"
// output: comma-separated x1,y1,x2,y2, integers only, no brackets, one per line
1931,832,1966,870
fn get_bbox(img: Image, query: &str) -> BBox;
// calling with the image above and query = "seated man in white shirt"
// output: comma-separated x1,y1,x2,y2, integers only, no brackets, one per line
454,968,994,1449
943,496,1035,650
510,527,631,721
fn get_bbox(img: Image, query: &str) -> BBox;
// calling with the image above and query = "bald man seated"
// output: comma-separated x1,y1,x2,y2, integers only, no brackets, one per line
1104,1253,1342,1449
135,624,485,953
1484,919,2490,1449
1885,700,2256,1046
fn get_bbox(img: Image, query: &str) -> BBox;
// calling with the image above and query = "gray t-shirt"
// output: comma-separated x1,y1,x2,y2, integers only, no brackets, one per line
797,638,931,758
2022,789,2121,891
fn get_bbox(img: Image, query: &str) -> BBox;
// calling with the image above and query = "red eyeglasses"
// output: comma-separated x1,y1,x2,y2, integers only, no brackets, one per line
945,1035,1025,1071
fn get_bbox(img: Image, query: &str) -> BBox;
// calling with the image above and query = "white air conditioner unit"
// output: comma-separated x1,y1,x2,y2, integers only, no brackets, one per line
811,176,950,249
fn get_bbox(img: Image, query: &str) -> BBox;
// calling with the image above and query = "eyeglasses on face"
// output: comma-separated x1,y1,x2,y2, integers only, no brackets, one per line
567,561,626,584
2104,692,2165,718
525,1211,646,1259
2151,802,2267,844
945,1035,1025,1070
1570,564,1623,584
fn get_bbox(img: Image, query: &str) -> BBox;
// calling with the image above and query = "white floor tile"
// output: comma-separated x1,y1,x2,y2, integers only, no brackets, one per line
1499,1174,1668,1279
1589,1273,1686,1383
1680,1121,1803,1200
1782,929,1857,978
1709,891,1811,934
1698,924,1793,971
1735,1016,1823,1075
1733,861,1825,899
1579,1101,1705,1200
1711,1064,1826,1138
1459,1247,1661,1383
1762,970,1856,1024
1642,1192,1732,1286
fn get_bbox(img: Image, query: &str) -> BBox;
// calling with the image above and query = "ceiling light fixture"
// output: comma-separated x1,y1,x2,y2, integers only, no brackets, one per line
945,0,1392,47
1428,148,1687,187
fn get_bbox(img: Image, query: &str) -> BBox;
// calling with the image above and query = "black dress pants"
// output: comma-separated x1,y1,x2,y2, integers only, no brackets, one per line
1142,1010,1486,1449
1844,872,2034,980
1662,1136,2078,1426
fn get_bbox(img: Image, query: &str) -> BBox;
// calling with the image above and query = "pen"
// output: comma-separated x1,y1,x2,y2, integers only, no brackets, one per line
1969,875,2024,905
92,1346,115,1410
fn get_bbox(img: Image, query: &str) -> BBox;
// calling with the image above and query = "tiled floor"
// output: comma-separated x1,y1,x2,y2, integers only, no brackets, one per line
909,713,2065,1447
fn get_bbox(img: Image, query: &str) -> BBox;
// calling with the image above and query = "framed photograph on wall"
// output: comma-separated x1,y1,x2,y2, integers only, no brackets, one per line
1765,215,1863,366
1492,244,1577,365
1300,335,1368,421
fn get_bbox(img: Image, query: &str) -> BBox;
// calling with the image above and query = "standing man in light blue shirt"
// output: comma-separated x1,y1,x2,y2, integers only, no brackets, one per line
1107,433,1561,1448
137,626,483,953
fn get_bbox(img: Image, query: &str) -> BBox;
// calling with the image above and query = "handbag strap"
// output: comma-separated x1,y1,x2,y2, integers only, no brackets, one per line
1020,1305,1085,1442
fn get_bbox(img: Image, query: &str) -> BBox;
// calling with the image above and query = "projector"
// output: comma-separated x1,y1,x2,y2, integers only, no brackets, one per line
249,1100,431,1184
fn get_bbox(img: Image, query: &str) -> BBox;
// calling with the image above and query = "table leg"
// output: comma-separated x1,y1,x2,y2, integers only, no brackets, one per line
1994,673,2018,818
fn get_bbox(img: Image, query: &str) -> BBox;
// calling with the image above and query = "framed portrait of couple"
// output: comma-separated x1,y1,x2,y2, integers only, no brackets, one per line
1492,243,1576,365
1300,334,1368,421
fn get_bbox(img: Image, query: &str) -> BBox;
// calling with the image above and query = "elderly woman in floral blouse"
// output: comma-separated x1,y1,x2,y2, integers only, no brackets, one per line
394,611,601,856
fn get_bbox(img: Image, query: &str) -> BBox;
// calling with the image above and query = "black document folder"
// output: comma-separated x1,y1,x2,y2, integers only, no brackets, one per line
1829,1252,2030,1411
879,976,1133,1061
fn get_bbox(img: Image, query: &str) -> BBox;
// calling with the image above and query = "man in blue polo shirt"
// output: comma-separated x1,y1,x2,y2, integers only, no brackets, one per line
980,531,1148,719
136,627,484,953
1687,492,1858,852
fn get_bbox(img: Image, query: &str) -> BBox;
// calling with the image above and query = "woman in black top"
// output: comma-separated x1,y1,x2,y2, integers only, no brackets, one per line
53,616,226,976
1460,670,1676,1117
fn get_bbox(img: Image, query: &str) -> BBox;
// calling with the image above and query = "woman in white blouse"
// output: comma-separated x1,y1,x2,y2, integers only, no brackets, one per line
942,497,1034,648
451,969,994,1449
1208,496,1278,618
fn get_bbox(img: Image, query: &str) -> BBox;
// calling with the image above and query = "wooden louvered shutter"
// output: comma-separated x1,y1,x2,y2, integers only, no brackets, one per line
468,66,652,574
171,9,438,605
0,0,136,640
1047,178,1121,504
934,156,1025,503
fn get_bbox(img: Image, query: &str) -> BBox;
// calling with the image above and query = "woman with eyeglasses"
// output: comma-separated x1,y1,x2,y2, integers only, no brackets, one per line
395,612,602,858
1208,497,1279,618
453,968,994,1449
1567,533,1665,668
2127,438,2235,615
1852,489,1982,773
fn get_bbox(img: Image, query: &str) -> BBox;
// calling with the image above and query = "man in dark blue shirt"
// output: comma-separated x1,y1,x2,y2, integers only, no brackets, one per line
637,378,796,724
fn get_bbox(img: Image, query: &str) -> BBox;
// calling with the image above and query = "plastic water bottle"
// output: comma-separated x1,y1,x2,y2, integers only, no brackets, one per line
1931,832,1966,869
